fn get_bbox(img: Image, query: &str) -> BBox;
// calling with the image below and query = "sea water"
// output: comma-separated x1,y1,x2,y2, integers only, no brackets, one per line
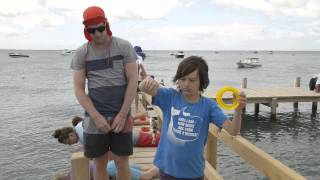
0,50,319,179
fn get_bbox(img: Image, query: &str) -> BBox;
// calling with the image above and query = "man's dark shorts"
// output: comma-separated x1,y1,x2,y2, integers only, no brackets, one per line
83,116,133,158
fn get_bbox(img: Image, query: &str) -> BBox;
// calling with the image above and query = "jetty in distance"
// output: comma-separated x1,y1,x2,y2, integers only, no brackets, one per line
204,77,320,118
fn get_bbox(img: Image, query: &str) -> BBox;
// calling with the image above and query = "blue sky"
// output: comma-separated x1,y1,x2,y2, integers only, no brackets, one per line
0,0,319,50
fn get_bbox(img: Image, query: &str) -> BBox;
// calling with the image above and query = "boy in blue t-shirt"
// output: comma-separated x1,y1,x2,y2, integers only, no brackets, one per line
139,56,247,179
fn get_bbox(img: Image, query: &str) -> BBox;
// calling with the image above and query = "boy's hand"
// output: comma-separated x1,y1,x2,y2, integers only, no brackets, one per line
236,91,246,111
139,76,159,96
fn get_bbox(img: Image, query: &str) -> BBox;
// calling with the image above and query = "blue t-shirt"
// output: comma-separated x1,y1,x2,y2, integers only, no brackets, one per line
75,122,84,144
153,87,228,178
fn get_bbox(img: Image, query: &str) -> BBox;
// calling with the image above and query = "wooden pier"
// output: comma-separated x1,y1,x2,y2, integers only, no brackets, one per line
204,77,320,118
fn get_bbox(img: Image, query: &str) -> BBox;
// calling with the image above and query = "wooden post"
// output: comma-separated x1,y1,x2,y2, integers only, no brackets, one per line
312,102,318,116
293,77,300,112
71,152,90,180
254,103,260,115
205,132,217,169
309,76,319,116
271,98,277,119
242,78,247,113
242,78,247,88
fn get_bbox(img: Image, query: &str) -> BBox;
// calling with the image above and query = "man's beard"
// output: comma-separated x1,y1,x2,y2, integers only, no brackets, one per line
93,35,107,45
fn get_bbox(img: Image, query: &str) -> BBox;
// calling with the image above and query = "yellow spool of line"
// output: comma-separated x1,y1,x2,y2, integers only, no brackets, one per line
215,86,240,110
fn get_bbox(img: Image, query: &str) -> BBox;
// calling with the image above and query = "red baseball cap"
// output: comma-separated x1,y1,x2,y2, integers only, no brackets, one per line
83,6,112,41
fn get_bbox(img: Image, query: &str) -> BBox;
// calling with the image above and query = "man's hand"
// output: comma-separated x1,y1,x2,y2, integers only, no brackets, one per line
93,115,111,133
111,112,127,133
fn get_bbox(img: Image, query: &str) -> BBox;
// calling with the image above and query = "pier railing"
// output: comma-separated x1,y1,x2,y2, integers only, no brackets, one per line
70,90,306,180
204,125,305,180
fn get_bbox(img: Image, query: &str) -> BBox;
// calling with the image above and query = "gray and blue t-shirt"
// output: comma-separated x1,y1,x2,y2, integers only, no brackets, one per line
71,36,137,118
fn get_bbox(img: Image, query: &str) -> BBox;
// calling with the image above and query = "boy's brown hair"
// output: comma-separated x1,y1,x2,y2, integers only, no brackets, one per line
173,56,209,92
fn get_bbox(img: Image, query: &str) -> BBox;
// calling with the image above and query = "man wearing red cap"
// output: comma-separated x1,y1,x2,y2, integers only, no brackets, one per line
71,6,138,180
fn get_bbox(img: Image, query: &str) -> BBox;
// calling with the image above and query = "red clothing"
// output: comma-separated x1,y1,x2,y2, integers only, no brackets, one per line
136,129,160,147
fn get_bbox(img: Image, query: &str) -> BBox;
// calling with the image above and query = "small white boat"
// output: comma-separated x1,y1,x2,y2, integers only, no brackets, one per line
237,58,262,68
61,49,74,56
8,52,30,58
175,51,184,58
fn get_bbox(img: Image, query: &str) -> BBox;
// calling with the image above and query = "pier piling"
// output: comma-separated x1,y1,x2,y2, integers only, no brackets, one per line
242,78,247,113
271,98,277,119
293,77,300,112
312,102,318,116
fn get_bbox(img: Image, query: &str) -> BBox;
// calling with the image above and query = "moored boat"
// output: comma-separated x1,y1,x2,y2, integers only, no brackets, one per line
8,52,30,58
175,51,184,58
237,58,261,68
61,49,74,56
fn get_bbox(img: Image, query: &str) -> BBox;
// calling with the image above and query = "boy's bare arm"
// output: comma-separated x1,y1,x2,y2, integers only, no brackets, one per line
139,77,159,97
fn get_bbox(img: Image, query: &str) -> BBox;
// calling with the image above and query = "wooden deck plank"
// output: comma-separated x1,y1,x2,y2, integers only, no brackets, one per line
131,157,154,164
241,88,268,97
133,147,157,152
130,147,156,167
132,151,156,158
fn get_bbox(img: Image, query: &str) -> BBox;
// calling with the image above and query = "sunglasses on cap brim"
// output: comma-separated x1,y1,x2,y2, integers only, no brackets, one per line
86,25,106,34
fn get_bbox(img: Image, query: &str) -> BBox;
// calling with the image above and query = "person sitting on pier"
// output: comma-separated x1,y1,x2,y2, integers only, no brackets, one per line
309,74,320,93
135,45,147,113
132,111,150,126
139,56,247,179
53,116,160,147
53,116,84,146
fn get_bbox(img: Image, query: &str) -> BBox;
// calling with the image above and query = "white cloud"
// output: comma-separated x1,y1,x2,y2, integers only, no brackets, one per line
0,0,319,50
148,23,264,41
0,26,28,36
0,0,184,38
123,20,320,50
46,0,185,21
0,0,66,37
213,0,320,18
0,0,39,15
107,0,179,20
120,23,267,50
287,31,305,39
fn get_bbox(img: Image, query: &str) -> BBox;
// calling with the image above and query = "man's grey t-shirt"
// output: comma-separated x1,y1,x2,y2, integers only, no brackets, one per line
71,36,137,117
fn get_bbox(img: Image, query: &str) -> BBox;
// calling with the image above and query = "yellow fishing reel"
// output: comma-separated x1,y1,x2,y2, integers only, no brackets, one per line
216,86,240,110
